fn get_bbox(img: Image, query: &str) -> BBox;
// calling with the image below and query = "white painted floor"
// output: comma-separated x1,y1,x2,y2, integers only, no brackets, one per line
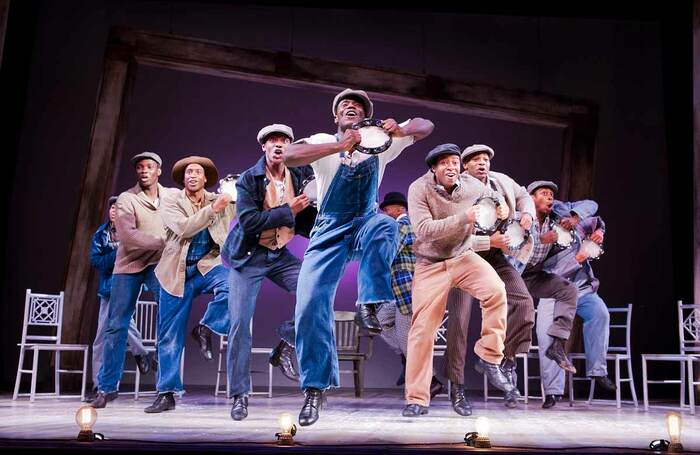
1,388,698,451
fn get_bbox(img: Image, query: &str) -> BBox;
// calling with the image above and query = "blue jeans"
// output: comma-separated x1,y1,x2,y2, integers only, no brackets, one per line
227,246,300,397
156,264,230,393
296,156,399,390
97,265,161,393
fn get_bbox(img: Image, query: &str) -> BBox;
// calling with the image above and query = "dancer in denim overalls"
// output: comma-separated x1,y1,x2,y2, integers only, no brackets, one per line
285,88,434,426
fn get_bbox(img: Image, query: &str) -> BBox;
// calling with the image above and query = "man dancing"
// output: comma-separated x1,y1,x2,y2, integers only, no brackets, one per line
285,88,434,426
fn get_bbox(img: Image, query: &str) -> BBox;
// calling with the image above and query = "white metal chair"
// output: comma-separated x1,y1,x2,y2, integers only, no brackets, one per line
120,285,187,400
567,304,638,408
215,319,273,398
13,290,89,401
642,300,700,415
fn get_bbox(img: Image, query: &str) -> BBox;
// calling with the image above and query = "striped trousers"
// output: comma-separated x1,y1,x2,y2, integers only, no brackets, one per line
444,248,535,385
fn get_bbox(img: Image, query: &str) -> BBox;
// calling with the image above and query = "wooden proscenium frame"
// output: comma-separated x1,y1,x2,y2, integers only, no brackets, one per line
63,26,599,346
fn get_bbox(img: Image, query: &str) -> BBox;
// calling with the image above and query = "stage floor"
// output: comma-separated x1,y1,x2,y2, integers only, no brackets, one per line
1,387,698,452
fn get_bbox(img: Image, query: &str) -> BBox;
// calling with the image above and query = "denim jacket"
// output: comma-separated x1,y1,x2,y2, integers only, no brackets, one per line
222,156,315,269
89,221,118,299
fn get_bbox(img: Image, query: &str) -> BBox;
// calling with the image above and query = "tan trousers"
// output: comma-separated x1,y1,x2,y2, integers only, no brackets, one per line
405,251,507,406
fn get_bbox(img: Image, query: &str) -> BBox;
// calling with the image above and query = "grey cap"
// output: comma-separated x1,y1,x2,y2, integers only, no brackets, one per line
332,88,374,118
131,151,162,167
527,180,558,194
425,143,461,167
461,144,495,162
107,195,118,206
257,123,295,145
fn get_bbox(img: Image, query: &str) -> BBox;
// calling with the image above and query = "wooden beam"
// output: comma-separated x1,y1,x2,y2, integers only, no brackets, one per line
62,43,136,345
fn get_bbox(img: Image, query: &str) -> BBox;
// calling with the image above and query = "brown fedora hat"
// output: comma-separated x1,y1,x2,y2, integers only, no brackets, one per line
171,156,219,189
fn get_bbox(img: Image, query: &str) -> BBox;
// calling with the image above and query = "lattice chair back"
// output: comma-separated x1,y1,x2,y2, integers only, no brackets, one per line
22,289,65,344
334,311,359,353
134,285,158,348
433,310,449,355
678,300,700,356
607,304,633,356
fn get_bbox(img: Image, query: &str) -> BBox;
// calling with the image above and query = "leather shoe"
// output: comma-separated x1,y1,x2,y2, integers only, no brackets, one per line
299,388,324,426
269,340,299,381
230,394,249,421
134,353,152,375
450,385,472,416
144,392,176,413
545,337,576,373
191,324,214,361
542,394,562,409
89,391,118,408
474,358,518,394
430,376,445,399
354,304,381,335
500,357,518,388
402,403,429,417
592,375,617,392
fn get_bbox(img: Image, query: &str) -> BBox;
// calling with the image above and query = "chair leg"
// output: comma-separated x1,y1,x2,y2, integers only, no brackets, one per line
587,378,595,405
268,363,273,398
13,347,26,400
483,373,488,402
135,366,141,401
81,348,88,402
30,347,39,402
568,372,574,407
615,356,621,409
688,359,695,416
215,348,223,396
642,357,649,411
447,379,451,398
55,350,61,396
627,357,638,408
680,361,686,409
523,356,529,404
353,360,362,398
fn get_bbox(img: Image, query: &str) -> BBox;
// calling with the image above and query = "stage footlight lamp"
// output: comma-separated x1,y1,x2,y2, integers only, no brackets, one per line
666,412,683,452
465,416,491,448
75,405,99,442
275,412,297,446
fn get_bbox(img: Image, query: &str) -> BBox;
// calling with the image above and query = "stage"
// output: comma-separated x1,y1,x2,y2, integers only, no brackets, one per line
1,387,697,453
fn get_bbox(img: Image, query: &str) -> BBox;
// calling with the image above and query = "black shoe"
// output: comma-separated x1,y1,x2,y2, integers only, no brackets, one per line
402,403,429,417
134,353,152,375
592,375,617,392
474,358,518,394
396,354,406,386
450,385,472,416
542,394,562,409
354,304,381,335
299,388,324,427
544,338,576,373
144,392,176,413
500,357,518,388
430,376,445,399
230,394,249,421
85,386,98,402
89,391,118,408
191,324,214,361
269,340,299,381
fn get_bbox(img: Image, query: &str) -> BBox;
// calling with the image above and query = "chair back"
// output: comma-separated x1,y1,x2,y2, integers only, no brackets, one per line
133,285,158,347
678,300,700,355
433,310,448,355
334,311,359,353
607,304,633,356
21,289,65,344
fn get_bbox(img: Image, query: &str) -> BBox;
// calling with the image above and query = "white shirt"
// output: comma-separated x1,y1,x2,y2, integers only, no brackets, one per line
297,120,414,205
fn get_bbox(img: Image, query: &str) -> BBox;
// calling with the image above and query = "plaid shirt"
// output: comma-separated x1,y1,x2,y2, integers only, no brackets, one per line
391,214,416,315
528,215,553,266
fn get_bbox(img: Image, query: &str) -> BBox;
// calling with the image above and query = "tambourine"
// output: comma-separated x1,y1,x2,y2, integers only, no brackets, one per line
217,174,240,202
300,175,318,207
580,239,604,260
351,119,393,155
552,223,575,248
500,219,530,251
473,196,502,234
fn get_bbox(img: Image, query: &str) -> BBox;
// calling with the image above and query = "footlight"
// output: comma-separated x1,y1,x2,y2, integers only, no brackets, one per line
464,416,491,448
75,405,102,441
666,412,683,452
275,412,297,446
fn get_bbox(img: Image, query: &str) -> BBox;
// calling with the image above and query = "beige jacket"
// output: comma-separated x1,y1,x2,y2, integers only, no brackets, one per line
114,184,168,274
408,171,491,265
469,171,536,264
155,188,236,297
